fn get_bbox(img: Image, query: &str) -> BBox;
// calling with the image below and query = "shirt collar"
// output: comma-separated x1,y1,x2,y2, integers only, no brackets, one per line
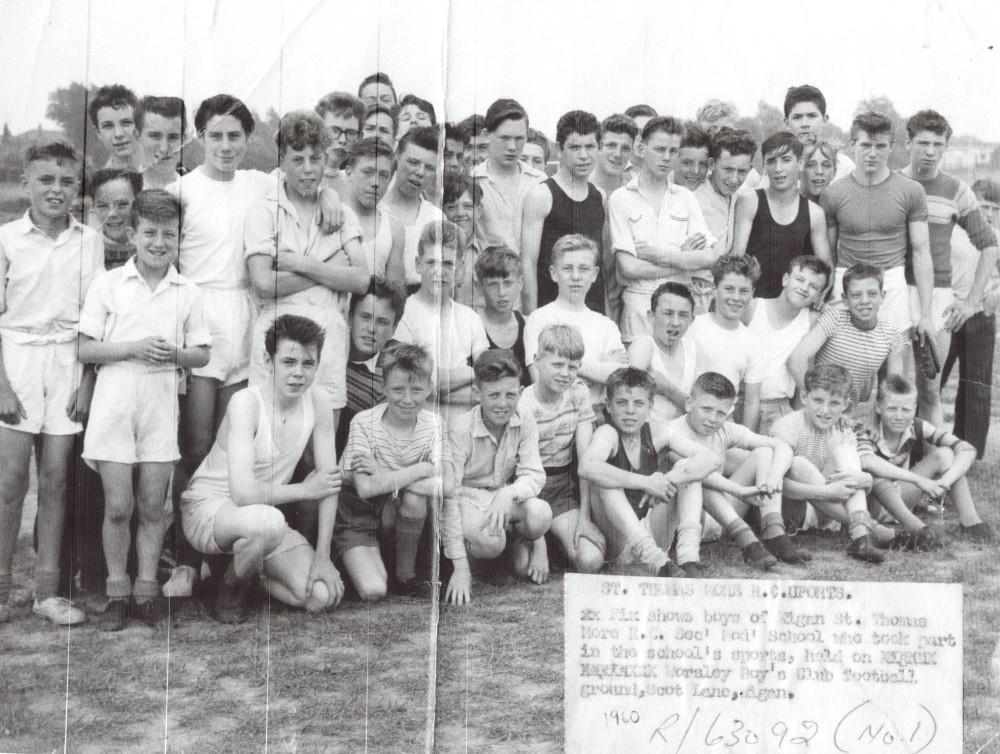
470,404,522,439
873,421,916,455
16,209,84,237
121,256,182,289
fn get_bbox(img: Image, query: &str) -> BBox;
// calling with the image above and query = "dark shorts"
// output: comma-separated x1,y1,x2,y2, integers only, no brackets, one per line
333,485,392,560
542,465,580,519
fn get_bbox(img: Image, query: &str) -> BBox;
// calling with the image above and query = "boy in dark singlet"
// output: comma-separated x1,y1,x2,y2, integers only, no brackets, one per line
731,131,831,299
579,368,720,577
476,247,529,385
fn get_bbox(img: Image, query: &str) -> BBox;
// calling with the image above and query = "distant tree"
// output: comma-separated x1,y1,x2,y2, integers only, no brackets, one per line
1,123,10,145
45,82,101,164
747,100,786,144
179,106,278,173
854,95,910,169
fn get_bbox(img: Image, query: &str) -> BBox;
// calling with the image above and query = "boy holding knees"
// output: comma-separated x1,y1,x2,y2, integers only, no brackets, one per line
0,141,103,625
774,365,890,563
670,372,805,570
518,325,604,579
336,344,451,600
443,350,550,605
859,374,992,546
78,190,210,629
477,247,530,384
89,168,142,269
579,368,720,578
180,315,344,623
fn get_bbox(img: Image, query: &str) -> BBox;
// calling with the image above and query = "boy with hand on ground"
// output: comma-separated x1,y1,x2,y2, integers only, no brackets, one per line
443,350,550,605
336,344,450,600
78,190,210,630
579,368,720,578
518,325,604,581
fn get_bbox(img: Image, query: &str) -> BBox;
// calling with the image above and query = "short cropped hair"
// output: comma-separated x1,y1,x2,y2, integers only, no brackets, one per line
601,114,638,142
194,94,254,136
24,140,79,168
346,136,395,168
315,91,365,124
276,110,332,158
803,364,851,397
417,219,460,258
526,129,551,162
850,111,893,141
398,93,437,126
625,104,657,120
485,98,528,133
475,246,522,282
842,262,884,294
357,72,396,102
877,373,917,403
551,233,599,267
444,122,470,147
458,114,486,138
712,253,759,285
86,168,142,200
473,348,522,384
787,255,832,285
802,140,838,168
641,116,684,143
442,174,481,206
680,122,711,152
906,109,952,141
537,324,585,361
382,343,433,384
397,124,438,156
761,131,804,160
710,127,757,160
555,110,600,148
135,96,187,136
89,84,138,127
265,313,325,358
364,104,398,136
783,85,827,118
348,278,407,324
692,371,736,401
605,366,655,402
972,178,1000,204
131,189,182,229
650,281,695,313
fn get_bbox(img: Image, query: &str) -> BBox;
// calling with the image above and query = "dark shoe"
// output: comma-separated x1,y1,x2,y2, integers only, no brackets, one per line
97,598,129,632
678,561,707,578
763,534,813,563
742,541,778,571
214,575,251,624
392,576,433,599
656,561,688,578
133,596,169,628
847,534,884,564
962,522,996,544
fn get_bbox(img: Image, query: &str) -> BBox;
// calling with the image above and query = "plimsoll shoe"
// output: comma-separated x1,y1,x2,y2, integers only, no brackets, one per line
33,596,86,626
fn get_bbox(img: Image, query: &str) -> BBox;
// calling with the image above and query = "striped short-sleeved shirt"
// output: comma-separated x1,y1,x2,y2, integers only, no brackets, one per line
857,418,969,469
814,306,906,406
517,380,595,468
340,404,446,485
770,409,856,473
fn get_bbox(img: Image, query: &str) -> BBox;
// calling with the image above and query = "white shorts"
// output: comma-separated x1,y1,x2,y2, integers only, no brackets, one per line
249,304,348,409
82,363,181,467
832,265,912,333
180,495,309,558
193,288,256,386
908,286,954,333
620,290,654,342
0,339,82,435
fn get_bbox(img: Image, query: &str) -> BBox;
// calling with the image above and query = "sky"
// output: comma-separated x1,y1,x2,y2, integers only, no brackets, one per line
2,0,1000,140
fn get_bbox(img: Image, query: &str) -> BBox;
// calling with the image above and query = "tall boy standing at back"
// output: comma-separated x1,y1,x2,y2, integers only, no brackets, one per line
89,84,139,171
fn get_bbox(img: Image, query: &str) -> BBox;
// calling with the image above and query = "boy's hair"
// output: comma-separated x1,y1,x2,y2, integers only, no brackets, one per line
877,373,917,403
695,99,738,131
601,113,638,142
315,91,365,124
358,72,396,101
24,140,80,168
194,94,254,136
712,253,760,286
382,342,434,384
972,178,1000,204
691,371,737,401
417,219,460,258
348,278,406,324
783,85,827,118
803,363,851,397
787,255,832,285
537,324,585,361
551,233,599,267
442,173,481,206
346,136,395,169
485,98,528,133
605,366,655,401
555,110,600,148
761,131,804,160
842,262,884,294
397,124,438,156
365,103,398,135
625,104,657,120
131,189,182,229
458,114,486,138
86,168,142,200
680,122,711,152
650,281,695,312
276,110,332,158
444,121,470,147
802,140,838,166
905,109,952,141
641,116,684,143
850,111,893,141
473,348,522,384
526,128,551,162
398,93,437,125
135,96,187,135
475,245,522,282
709,127,757,160
265,313,325,357
88,84,138,127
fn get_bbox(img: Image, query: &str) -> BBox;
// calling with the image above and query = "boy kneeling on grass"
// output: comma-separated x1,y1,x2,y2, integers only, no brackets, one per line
858,374,993,548
578,368,720,578
180,314,344,623
444,350,550,605
336,344,451,600
78,190,211,630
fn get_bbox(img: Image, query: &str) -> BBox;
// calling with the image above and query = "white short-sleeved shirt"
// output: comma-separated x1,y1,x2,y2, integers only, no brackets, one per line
747,300,812,401
383,197,443,286
393,295,489,371
686,313,764,389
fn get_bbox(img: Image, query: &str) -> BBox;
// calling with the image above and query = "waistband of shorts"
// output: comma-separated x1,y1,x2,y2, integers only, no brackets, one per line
543,463,573,476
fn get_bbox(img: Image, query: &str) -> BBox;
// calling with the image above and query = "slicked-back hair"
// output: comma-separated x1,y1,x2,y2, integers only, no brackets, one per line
398,94,437,126
89,84,138,127
276,110,332,158
877,373,917,403
475,246,522,282
803,364,851,398
135,96,187,135
761,131,804,161
692,371,737,401
555,110,600,148
605,366,655,402
194,94,254,136
712,253,759,286
473,348,522,384
442,174,481,207
842,262,884,294
346,136,395,169
551,233,599,267
650,281,695,313
538,324,585,361
783,85,827,118
786,255,832,285
131,189,182,229
526,129,551,162
625,104,657,120
417,218,460,259
86,168,141,200
24,140,80,168
850,112,893,141
348,278,407,324
680,122,711,151
601,114,638,142
397,124,438,156
358,72,396,102
641,116,684,143
710,128,757,160
906,109,952,141
382,342,434,384
485,98,528,133
265,313,325,358
445,122,470,147
315,91,366,124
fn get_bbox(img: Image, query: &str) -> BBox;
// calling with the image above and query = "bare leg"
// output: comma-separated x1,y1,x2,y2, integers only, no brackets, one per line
35,434,77,599
549,509,604,574
342,546,388,602
0,429,34,590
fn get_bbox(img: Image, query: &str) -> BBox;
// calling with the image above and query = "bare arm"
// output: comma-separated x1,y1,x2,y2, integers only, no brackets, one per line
741,381,761,432
628,336,689,408
248,253,314,299
520,185,552,312
729,190,757,257
909,219,934,340
787,325,829,395
808,203,832,266
579,426,655,492
384,216,407,284
279,238,370,294
310,390,341,561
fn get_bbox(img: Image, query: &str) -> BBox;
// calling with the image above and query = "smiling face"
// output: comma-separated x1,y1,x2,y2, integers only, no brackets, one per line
684,388,734,436
200,114,248,179
266,338,319,400
93,177,136,242
488,118,527,167
350,293,397,359
648,292,694,348
607,385,652,436
781,265,827,310
785,101,826,146
598,130,633,176
709,150,753,197
347,154,394,210
520,143,547,172
477,375,522,430
550,248,597,305
906,129,948,179
139,112,184,170
443,188,478,239
382,367,431,422
714,271,753,322
23,159,79,224
560,131,599,179
802,147,835,198
675,145,710,191
763,147,802,192
467,130,490,166
134,217,179,275
802,386,848,431
534,350,581,396
843,275,883,327
280,144,325,200
96,105,137,162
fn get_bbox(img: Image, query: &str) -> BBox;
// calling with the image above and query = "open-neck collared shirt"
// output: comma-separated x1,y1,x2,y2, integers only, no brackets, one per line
472,159,547,254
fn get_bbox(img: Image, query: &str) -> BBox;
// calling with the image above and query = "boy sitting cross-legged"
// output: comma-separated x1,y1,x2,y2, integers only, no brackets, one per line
517,324,605,582
579,368,720,578
859,374,993,547
336,344,452,600
443,350,551,605
78,190,211,629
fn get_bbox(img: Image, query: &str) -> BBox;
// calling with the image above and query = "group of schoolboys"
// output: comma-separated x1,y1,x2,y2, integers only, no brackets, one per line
1,76,997,629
